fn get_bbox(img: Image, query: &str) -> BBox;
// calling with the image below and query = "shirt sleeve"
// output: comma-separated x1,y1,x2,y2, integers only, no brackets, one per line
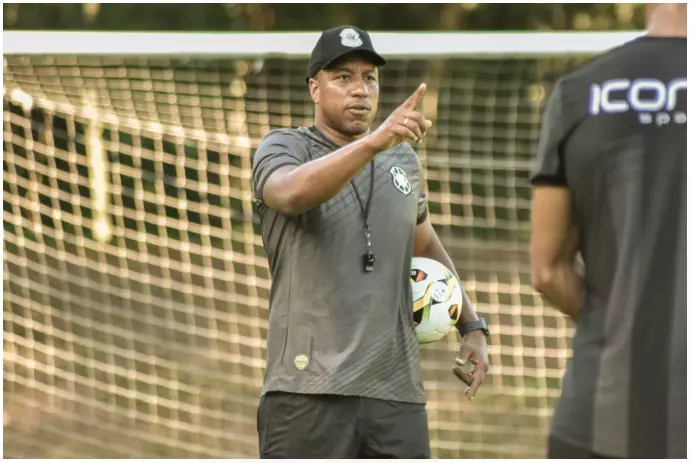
530,79,568,186
417,190,429,225
414,151,429,225
251,130,309,204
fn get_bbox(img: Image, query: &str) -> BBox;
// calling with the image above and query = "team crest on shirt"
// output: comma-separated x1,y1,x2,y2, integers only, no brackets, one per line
294,354,309,371
390,166,412,195
340,28,363,48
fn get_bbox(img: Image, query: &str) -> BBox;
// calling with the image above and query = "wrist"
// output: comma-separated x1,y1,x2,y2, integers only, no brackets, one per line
456,317,490,339
360,132,384,156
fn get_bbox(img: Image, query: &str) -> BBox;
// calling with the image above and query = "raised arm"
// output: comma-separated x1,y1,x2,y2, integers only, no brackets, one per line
254,84,432,216
261,137,379,215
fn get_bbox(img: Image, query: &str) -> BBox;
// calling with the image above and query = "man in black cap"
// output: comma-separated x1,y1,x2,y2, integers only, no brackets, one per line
251,25,490,458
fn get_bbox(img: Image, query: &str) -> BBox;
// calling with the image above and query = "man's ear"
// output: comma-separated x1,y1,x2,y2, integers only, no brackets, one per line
308,77,320,105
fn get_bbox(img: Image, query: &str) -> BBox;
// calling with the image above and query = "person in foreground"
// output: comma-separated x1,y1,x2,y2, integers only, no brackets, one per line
529,3,686,459
251,25,490,459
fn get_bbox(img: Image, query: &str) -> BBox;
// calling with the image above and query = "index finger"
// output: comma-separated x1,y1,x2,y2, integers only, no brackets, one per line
401,83,427,110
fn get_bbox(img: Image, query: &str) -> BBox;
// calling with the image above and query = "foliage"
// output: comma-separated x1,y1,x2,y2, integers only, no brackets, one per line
4,3,645,32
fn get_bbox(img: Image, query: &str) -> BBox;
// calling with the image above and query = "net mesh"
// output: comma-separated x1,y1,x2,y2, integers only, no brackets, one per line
3,52,582,458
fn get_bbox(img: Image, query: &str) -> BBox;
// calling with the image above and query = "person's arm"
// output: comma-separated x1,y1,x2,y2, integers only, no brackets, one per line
413,219,478,325
262,137,379,215
530,187,583,322
257,84,432,216
412,162,489,401
528,78,584,322
414,217,489,400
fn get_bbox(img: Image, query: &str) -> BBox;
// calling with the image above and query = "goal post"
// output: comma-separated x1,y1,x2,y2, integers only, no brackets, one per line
4,30,643,56
3,30,641,459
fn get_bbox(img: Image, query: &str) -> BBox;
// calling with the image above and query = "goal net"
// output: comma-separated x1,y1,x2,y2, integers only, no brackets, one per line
3,30,640,458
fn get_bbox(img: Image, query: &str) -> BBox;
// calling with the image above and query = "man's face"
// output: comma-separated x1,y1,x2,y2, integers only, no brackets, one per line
310,54,380,137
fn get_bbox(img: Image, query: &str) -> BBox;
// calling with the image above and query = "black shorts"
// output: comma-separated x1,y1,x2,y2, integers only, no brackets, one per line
548,435,617,459
257,391,431,459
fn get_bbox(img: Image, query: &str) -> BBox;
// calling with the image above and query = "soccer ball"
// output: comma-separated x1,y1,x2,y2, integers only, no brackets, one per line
410,257,463,344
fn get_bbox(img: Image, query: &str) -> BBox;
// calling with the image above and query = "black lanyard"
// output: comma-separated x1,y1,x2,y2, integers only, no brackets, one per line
307,125,376,272
350,161,376,272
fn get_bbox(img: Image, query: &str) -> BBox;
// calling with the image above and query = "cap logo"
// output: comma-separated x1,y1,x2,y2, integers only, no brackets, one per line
340,28,363,48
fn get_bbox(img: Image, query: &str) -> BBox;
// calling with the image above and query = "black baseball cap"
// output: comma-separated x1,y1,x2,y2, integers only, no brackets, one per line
306,25,387,83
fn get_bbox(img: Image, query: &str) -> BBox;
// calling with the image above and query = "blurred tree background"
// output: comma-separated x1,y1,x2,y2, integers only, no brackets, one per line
4,3,645,31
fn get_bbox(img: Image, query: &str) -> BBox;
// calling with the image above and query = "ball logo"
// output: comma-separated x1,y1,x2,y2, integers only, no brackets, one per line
340,28,363,48
390,166,412,195
294,354,309,371
589,77,687,126
430,281,449,303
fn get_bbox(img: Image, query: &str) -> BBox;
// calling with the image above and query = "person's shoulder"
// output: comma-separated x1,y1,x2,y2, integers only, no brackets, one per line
542,39,642,114
254,127,313,161
382,142,422,167
559,36,667,88
259,127,310,147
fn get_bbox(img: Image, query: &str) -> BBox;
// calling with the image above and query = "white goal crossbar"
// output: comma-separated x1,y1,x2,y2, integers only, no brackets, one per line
4,30,645,58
